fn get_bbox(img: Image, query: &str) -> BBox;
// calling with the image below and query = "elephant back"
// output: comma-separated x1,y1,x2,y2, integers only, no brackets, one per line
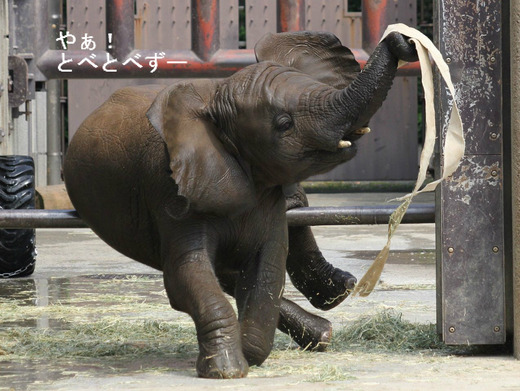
63,85,172,270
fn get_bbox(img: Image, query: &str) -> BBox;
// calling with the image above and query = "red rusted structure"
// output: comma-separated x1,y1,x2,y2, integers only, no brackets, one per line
36,0,420,79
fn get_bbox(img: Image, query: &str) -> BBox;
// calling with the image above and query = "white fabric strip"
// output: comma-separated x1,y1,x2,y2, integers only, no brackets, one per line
352,23,465,297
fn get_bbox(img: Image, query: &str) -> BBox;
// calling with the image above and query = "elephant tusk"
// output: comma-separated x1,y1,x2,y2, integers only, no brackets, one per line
338,140,352,148
354,127,371,135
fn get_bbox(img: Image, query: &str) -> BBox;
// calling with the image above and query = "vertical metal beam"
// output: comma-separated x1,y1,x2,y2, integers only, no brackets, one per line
47,0,62,185
106,0,134,60
277,0,305,32
191,0,219,61
436,0,506,345
0,0,9,155
510,0,520,359
361,0,388,52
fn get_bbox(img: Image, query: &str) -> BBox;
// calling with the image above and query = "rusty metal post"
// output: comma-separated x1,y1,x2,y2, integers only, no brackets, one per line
436,0,506,345
277,0,305,32
510,0,520,359
192,0,219,62
362,0,389,52
106,0,134,60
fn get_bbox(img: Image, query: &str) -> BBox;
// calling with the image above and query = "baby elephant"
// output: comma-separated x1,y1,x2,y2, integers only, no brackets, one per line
64,31,417,378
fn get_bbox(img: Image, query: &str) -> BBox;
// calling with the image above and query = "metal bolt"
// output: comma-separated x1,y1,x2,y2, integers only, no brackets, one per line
490,132,498,140
447,247,454,254
494,326,500,333
492,246,499,253
449,326,455,333
491,170,498,177
490,56,496,63
446,57,452,64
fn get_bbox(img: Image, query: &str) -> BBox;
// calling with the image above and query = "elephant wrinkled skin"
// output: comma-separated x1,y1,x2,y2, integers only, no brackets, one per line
64,31,417,378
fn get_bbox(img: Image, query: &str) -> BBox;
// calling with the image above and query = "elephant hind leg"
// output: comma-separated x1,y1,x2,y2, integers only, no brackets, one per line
218,271,333,353
278,298,332,352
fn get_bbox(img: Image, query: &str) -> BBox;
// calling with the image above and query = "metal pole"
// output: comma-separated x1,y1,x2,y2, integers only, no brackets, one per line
277,0,305,32
0,210,87,228
362,0,389,53
0,204,435,229
47,0,62,185
287,204,434,226
192,0,219,62
510,0,520,360
436,0,505,345
0,0,9,155
106,0,134,60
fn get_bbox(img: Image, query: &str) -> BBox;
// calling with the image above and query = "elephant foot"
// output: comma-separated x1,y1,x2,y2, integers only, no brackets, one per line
196,348,249,379
307,267,357,311
279,298,333,352
289,258,357,311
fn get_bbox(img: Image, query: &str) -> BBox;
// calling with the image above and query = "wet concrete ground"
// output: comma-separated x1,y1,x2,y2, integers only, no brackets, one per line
1,193,519,390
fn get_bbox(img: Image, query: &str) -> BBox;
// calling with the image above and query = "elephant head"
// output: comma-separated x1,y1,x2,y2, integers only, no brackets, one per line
147,31,417,216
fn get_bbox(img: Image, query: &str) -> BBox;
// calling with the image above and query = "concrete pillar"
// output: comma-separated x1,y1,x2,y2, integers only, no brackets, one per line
511,0,520,360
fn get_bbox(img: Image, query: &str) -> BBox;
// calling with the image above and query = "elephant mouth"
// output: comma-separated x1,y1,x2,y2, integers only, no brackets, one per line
337,127,371,149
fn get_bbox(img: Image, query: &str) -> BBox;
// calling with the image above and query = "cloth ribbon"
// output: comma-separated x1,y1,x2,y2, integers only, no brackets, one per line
352,23,465,297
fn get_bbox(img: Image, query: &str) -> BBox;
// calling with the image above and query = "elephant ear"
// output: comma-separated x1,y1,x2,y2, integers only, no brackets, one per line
254,31,360,89
147,80,256,217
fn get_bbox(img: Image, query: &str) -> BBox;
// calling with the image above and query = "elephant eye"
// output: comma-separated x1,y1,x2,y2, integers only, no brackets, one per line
274,113,293,132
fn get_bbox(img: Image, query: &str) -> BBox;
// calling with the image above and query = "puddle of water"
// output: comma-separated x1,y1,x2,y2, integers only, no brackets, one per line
0,273,165,304
0,273,194,389
345,249,435,265
0,273,168,330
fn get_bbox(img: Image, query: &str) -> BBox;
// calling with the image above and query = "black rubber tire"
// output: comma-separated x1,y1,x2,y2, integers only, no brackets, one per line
0,156,36,278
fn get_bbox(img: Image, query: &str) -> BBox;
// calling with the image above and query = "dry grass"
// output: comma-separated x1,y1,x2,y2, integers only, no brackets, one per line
0,320,198,360
331,309,445,352
0,275,454,382
0,309,447,363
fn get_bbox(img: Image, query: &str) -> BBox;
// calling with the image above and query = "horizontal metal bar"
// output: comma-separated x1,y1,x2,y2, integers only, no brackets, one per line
36,48,421,80
286,204,435,226
0,210,87,229
0,204,435,229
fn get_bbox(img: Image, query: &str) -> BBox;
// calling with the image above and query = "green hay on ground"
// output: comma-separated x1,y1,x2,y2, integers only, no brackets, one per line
0,319,198,360
330,309,445,352
0,309,457,383
0,310,448,362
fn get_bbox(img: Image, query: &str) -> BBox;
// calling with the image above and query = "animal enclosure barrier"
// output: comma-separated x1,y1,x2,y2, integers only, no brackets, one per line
47,0,419,181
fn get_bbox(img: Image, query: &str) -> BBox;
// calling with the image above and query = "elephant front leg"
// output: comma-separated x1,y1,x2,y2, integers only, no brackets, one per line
234,240,287,366
162,247,248,379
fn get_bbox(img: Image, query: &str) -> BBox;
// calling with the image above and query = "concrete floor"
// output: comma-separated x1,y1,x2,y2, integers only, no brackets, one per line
1,193,519,390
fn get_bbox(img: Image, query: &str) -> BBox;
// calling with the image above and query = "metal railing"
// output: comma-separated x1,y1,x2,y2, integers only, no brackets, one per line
0,204,435,229
36,0,421,79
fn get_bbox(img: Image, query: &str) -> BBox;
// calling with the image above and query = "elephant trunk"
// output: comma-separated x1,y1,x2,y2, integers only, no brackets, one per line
329,32,415,142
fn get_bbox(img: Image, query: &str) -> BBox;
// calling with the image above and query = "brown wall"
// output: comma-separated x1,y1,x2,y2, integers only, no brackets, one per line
67,0,417,180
